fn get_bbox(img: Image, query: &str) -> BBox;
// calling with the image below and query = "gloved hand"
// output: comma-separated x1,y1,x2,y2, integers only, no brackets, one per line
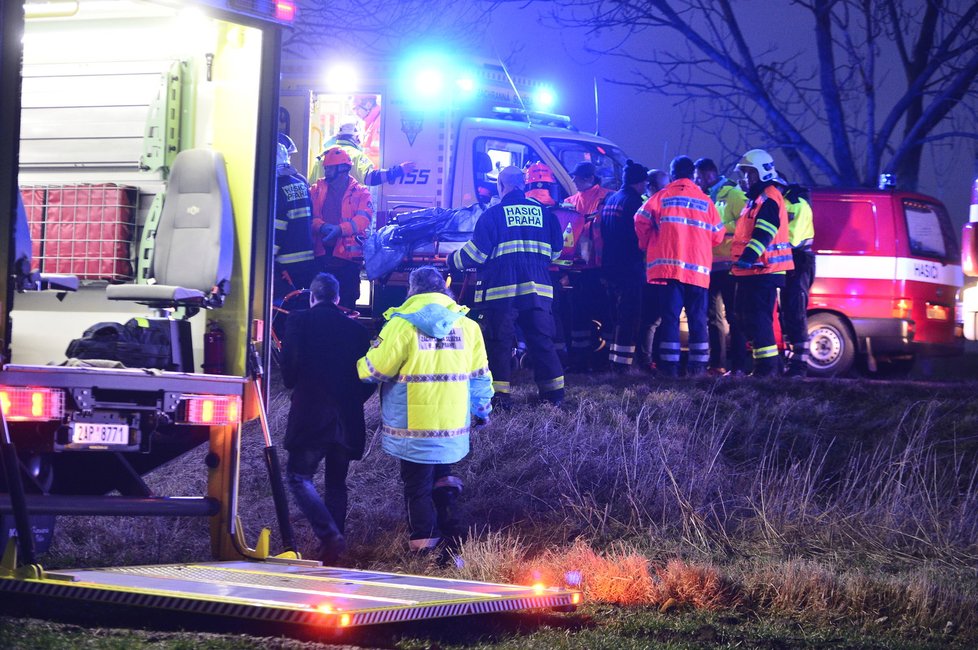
472,415,489,429
733,259,757,270
400,161,418,175
320,223,342,246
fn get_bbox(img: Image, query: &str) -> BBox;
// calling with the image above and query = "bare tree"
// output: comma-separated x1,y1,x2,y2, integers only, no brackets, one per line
284,1,490,59
490,0,978,189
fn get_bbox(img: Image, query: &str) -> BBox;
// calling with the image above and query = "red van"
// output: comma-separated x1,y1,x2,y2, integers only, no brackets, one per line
805,188,963,376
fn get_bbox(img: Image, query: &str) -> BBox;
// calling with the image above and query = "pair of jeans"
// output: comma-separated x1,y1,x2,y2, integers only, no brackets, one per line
286,443,351,542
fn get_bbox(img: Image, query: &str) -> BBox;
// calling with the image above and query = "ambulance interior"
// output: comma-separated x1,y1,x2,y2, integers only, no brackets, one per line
13,0,264,374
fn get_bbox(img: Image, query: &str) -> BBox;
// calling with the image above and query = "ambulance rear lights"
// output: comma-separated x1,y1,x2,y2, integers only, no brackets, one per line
178,395,241,425
892,298,913,320
0,387,64,421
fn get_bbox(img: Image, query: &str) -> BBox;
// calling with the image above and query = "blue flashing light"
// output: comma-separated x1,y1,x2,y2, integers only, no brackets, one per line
456,76,477,94
533,86,556,111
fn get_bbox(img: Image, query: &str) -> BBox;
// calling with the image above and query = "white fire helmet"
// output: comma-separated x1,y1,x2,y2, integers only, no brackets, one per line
736,149,777,182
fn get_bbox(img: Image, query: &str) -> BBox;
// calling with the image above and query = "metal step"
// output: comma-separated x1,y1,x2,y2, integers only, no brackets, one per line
0,559,581,628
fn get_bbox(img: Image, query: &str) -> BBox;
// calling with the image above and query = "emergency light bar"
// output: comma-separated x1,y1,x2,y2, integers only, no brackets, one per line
178,395,241,425
0,386,65,421
227,0,295,23
490,107,576,129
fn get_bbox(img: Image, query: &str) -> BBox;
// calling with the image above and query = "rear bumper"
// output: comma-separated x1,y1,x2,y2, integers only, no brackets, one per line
849,318,961,357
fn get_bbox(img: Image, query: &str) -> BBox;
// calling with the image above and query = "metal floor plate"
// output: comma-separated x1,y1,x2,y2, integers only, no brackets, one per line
0,560,581,628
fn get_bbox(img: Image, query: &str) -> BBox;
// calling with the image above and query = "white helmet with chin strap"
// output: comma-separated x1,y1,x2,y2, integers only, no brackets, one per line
337,116,363,139
736,149,777,182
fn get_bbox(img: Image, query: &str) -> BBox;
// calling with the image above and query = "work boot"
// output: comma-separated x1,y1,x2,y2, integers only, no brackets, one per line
749,357,780,378
433,476,465,548
318,533,346,565
540,388,564,407
657,362,679,379
686,363,707,377
785,361,808,378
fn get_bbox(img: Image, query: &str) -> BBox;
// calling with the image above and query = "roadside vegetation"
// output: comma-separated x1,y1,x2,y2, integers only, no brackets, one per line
4,371,978,648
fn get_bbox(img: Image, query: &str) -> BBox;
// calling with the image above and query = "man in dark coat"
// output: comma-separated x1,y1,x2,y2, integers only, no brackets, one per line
282,272,374,563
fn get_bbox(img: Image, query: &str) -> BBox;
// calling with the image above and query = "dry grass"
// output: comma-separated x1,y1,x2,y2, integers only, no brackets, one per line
40,370,978,642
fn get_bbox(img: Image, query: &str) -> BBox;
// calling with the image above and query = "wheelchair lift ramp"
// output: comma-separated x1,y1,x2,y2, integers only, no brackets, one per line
0,559,581,628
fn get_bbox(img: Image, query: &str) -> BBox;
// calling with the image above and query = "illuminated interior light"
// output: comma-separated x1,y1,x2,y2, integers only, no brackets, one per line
533,87,556,111
325,63,359,93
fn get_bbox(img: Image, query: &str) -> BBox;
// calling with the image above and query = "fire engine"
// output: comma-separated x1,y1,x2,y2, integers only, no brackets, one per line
0,0,578,629
807,186,962,376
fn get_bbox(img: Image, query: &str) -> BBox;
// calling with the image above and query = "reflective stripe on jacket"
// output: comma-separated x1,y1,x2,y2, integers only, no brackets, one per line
453,190,563,307
783,187,815,249
357,292,493,464
635,178,724,288
309,177,373,261
708,178,748,269
731,184,794,276
274,167,315,266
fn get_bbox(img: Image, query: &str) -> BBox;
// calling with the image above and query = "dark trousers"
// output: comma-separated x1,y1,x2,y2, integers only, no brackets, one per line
286,443,351,541
780,249,816,368
400,460,461,550
604,272,644,366
480,302,564,400
733,274,785,375
657,280,709,376
567,269,607,370
319,257,360,309
274,260,317,304
640,281,664,365
708,269,739,370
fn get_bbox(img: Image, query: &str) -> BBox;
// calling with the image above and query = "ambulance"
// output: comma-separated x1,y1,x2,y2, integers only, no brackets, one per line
806,186,963,376
278,57,629,311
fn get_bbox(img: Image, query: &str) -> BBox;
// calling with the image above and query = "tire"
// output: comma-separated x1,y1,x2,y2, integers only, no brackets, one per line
806,313,856,377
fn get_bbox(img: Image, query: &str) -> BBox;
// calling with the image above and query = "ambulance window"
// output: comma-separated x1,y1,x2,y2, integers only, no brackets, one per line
543,139,628,191
904,200,958,261
812,200,877,253
472,137,541,201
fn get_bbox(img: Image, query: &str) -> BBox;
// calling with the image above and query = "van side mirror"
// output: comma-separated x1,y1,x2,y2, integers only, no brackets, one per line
963,223,978,277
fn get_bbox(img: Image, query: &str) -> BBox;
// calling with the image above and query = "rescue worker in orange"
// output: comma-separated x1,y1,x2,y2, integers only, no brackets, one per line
309,146,373,309
635,155,724,377
562,161,611,370
694,157,749,375
730,149,795,377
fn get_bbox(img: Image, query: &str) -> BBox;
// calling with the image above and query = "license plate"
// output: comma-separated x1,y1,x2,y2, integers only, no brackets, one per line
70,422,130,447
926,304,949,320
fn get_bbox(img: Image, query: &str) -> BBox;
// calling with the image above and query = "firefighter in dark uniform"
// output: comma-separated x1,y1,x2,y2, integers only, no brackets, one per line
274,139,317,301
450,166,565,407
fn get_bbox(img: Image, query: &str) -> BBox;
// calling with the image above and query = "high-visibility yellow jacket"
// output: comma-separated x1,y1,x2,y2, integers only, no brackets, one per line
635,178,724,288
783,186,815,249
357,292,493,464
706,177,748,269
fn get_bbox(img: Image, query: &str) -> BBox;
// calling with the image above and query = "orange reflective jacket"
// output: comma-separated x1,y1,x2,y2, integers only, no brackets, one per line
309,178,373,261
635,179,723,288
731,185,793,276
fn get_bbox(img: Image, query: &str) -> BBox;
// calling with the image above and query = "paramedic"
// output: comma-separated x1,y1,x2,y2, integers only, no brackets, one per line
283,272,375,564
694,156,748,374
730,149,794,377
636,155,724,377
357,267,492,554
449,166,566,407
309,146,373,309
313,116,416,187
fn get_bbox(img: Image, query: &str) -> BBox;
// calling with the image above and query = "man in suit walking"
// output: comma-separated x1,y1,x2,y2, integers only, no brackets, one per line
282,272,375,563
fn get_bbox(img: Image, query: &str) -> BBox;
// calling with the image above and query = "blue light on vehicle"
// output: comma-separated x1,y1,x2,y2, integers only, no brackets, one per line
533,86,556,111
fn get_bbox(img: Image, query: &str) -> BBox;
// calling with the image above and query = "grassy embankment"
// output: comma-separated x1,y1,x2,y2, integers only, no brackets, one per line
3,371,978,648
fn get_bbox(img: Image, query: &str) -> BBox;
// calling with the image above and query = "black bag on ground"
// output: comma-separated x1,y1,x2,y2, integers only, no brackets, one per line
65,318,172,369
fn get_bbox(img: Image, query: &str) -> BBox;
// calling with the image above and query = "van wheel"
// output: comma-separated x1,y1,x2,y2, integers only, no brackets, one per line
806,313,855,377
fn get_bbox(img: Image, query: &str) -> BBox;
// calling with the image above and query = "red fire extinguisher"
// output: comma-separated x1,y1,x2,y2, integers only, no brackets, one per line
203,321,226,375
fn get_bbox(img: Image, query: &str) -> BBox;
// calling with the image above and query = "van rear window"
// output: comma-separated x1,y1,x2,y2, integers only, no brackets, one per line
904,200,958,260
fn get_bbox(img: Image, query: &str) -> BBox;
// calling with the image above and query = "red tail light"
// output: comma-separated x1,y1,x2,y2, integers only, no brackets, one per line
0,386,65,421
178,395,241,425
275,0,296,22
892,298,913,320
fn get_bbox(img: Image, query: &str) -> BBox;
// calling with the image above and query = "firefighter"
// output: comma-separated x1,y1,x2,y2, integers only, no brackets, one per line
309,146,373,309
600,159,649,371
312,117,416,187
357,267,492,555
636,155,724,377
774,174,816,377
525,161,557,207
730,149,795,377
694,157,749,375
274,138,317,301
562,161,611,370
449,166,566,406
